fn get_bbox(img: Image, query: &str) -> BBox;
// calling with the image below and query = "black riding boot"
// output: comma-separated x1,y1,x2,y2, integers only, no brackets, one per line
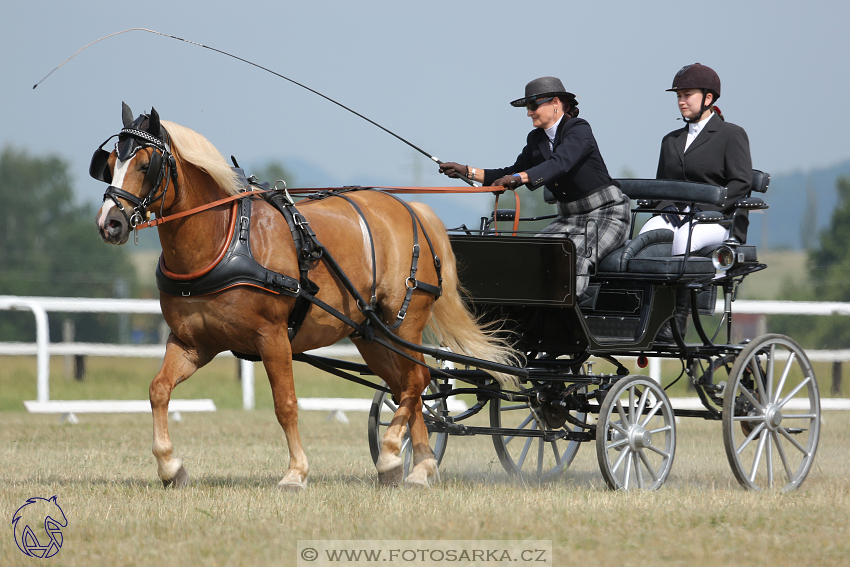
655,288,691,343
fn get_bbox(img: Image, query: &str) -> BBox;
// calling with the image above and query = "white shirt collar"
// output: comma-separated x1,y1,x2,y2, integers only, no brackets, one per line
545,116,563,143
685,112,712,151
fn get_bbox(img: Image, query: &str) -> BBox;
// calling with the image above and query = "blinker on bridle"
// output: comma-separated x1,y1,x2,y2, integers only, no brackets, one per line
91,122,178,244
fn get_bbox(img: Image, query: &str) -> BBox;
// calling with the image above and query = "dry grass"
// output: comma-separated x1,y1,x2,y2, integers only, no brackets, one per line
1,403,849,566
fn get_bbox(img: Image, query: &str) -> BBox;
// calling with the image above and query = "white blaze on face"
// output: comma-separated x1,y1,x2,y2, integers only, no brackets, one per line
97,156,134,227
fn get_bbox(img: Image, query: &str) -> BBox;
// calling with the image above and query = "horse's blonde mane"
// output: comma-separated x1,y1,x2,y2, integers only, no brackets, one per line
161,120,243,196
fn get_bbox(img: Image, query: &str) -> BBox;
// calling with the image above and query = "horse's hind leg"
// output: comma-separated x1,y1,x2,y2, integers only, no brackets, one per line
357,343,437,488
150,334,208,487
261,341,309,490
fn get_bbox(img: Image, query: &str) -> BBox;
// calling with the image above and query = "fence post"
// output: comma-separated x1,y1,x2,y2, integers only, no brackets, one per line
63,319,74,380
832,361,843,395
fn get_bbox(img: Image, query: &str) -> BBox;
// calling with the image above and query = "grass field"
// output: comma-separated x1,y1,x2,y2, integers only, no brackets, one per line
1,355,849,566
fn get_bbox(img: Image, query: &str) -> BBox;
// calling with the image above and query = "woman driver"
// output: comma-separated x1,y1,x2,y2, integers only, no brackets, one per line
438,76,629,298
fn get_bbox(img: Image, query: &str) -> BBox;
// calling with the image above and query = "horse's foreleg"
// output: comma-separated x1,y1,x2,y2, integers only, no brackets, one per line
150,334,207,487
261,342,309,491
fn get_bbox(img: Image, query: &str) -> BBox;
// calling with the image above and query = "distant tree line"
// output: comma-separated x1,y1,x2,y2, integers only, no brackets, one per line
0,146,135,343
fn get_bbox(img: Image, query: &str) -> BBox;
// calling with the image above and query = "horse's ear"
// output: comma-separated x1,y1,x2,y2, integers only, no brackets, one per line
148,107,161,137
122,102,134,127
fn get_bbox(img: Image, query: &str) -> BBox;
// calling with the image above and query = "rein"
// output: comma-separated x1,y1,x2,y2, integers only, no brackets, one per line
135,186,521,231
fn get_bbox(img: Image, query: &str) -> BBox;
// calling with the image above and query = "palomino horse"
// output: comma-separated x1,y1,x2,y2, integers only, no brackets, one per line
93,104,517,489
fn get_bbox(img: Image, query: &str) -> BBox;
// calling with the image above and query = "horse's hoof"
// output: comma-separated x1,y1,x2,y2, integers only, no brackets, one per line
162,465,189,488
277,479,307,492
377,465,404,487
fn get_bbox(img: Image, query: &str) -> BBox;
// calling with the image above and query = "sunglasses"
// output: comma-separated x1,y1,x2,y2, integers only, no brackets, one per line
526,97,554,111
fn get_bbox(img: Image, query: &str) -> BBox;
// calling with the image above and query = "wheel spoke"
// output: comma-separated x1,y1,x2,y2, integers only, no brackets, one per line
751,357,768,406
623,449,633,488
773,352,797,404
516,422,537,468
648,425,672,435
772,431,794,482
611,442,630,473
550,441,562,465
628,386,636,424
610,420,629,437
606,437,629,451
749,433,768,482
732,415,765,421
766,428,774,488
644,443,670,459
634,452,644,489
640,401,663,427
780,414,817,420
616,400,630,427
639,450,659,483
503,413,534,446
383,398,399,412
736,421,767,455
738,384,765,413
778,425,810,456
766,344,775,402
778,376,812,409
637,387,650,421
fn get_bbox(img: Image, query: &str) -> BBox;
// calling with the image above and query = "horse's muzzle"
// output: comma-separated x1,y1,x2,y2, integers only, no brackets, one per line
96,205,130,245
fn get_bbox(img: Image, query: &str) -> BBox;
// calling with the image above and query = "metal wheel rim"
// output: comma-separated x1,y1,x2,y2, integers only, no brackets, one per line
595,376,676,491
722,334,821,491
489,392,585,482
367,380,449,475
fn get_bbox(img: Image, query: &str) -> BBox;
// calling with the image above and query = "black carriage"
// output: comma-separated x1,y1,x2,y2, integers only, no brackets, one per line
304,171,821,491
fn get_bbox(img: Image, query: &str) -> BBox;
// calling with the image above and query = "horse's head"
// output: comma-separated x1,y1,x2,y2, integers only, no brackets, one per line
93,102,178,245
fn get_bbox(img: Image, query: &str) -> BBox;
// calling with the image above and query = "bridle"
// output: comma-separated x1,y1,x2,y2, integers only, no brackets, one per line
91,120,178,241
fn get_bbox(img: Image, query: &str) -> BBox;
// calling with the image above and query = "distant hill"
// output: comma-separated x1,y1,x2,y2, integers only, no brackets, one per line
748,158,850,250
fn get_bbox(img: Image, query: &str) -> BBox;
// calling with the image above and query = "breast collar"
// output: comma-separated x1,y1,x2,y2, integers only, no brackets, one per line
155,195,302,298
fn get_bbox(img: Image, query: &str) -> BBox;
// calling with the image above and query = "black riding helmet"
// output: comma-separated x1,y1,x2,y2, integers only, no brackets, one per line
667,63,721,123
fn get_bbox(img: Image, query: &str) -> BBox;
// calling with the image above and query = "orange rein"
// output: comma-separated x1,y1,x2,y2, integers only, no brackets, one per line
134,186,521,234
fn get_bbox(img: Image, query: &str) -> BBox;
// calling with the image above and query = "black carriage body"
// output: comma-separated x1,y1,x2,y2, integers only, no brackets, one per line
449,234,677,356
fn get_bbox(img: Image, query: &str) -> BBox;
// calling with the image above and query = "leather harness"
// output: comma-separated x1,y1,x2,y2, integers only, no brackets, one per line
155,177,443,343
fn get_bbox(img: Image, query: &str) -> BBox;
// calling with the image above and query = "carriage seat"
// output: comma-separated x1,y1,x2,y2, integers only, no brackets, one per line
596,229,716,277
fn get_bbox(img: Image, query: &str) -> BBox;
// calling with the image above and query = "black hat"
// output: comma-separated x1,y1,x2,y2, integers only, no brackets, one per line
510,76,577,107
667,63,721,100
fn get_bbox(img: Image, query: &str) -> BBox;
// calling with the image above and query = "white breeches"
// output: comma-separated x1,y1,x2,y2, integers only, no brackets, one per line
640,214,730,256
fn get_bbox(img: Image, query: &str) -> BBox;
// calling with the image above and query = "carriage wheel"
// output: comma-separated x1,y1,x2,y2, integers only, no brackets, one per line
596,375,676,490
722,334,821,491
367,380,449,476
489,390,585,481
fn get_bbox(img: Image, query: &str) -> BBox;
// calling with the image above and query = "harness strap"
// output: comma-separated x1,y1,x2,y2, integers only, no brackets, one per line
329,192,378,306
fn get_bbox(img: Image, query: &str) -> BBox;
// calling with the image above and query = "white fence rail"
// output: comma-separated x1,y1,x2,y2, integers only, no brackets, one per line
1,296,848,416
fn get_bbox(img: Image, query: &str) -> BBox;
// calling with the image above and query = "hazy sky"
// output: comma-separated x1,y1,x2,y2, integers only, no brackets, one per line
2,0,848,228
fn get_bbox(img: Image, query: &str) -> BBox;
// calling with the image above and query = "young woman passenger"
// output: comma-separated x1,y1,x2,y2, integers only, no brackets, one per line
640,63,752,253
642,63,752,340
438,76,629,298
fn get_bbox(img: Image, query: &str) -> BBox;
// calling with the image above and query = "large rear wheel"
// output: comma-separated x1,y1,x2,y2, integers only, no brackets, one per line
722,334,820,491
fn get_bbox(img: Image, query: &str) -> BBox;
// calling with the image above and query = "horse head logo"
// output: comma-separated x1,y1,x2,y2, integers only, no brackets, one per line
12,496,67,558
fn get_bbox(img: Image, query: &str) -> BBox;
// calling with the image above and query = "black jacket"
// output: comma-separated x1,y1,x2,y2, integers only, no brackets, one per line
657,113,752,241
483,117,615,202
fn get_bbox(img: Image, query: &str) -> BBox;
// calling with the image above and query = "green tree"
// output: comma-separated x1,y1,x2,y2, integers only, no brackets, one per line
770,175,850,348
250,160,297,188
0,146,135,342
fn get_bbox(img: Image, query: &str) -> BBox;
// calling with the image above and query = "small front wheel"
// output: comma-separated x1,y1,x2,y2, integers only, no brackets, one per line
596,375,676,490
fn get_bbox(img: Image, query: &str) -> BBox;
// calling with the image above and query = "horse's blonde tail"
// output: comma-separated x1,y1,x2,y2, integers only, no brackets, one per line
411,204,523,390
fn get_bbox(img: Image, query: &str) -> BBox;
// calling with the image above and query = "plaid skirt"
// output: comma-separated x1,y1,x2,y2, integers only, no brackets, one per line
537,184,630,297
